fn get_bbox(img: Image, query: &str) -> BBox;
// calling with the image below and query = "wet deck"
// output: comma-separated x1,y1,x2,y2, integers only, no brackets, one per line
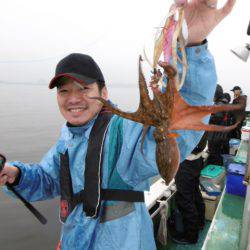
157,190,245,250
203,192,245,249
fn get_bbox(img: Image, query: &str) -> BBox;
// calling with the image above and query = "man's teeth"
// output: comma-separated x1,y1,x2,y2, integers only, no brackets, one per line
69,108,85,112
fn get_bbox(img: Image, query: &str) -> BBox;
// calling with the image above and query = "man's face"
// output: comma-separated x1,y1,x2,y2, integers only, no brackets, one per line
234,90,241,98
57,78,108,126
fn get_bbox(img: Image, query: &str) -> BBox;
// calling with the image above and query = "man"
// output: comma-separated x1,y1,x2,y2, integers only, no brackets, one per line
168,85,226,245
230,85,247,139
231,86,243,101
221,92,233,154
172,132,208,244
207,84,230,165
0,1,236,249
231,86,247,108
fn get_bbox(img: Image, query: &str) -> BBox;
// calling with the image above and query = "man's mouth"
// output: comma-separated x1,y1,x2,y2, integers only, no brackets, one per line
68,107,87,113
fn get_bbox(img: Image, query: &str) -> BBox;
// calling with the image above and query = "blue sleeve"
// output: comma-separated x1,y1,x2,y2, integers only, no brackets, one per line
177,42,217,161
117,42,217,187
179,43,217,105
4,145,60,202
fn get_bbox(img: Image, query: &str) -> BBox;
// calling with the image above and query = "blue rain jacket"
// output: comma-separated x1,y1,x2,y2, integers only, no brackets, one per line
5,43,217,250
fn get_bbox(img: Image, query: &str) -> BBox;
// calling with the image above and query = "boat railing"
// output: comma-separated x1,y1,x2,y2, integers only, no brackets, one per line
145,178,176,218
239,135,250,250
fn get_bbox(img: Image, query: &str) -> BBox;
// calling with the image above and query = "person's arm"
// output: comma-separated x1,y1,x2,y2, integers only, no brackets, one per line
165,0,236,160
1,144,60,201
176,41,217,160
116,44,217,187
116,0,238,186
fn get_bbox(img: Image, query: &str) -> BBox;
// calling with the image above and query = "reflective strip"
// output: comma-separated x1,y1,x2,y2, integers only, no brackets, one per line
93,122,111,218
100,202,135,223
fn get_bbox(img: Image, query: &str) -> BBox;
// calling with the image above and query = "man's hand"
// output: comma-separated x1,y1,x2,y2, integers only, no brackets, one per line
0,165,20,186
176,0,236,45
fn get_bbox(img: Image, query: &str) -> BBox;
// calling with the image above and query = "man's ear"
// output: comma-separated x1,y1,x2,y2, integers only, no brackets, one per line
101,86,108,100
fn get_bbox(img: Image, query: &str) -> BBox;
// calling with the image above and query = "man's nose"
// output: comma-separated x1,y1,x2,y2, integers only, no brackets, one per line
68,92,84,103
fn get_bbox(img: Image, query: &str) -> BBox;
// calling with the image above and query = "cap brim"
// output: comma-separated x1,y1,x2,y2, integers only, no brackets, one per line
49,73,96,89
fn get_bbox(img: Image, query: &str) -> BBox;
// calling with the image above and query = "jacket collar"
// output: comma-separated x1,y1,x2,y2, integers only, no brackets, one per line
66,118,96,138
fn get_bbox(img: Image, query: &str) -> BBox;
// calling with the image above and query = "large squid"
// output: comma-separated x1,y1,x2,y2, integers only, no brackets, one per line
92,58,242,184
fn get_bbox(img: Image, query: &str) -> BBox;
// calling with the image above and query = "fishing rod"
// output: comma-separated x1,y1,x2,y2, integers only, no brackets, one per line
247,19,250,36
0,153,47,224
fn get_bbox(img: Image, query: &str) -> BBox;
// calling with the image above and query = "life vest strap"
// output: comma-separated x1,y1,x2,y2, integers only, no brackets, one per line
72,189,144,204
101,189,145,202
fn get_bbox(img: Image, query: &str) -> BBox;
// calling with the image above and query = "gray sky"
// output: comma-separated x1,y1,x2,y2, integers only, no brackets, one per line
0,0,249,108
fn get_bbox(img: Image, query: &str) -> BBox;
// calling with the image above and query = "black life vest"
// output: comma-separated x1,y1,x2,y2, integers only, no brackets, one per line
60,111,144,222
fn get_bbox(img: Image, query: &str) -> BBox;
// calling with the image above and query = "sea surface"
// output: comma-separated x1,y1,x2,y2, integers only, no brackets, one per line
0,82,139,250
0,83,139,162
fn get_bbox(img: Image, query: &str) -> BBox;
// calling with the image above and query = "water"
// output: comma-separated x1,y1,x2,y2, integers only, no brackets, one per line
0,83,139,162
0,82,139,250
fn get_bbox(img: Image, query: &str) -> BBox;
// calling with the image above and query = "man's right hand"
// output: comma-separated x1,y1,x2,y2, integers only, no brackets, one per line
175,0,236,46
0,165,20,186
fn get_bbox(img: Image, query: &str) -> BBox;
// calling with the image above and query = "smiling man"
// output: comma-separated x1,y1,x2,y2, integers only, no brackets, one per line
52,54,108,126
0,1,237,249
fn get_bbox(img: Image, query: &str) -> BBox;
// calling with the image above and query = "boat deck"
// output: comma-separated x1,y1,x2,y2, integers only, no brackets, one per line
157,190,245,249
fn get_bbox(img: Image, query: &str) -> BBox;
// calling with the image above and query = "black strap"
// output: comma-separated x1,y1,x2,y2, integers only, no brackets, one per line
60,150,76,222
72,189,144,204
101,189,145,202
60,150,74,199
84,112,113,217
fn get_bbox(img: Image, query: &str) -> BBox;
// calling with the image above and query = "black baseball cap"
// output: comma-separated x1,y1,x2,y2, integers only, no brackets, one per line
230,86,242,91
49,53,105,89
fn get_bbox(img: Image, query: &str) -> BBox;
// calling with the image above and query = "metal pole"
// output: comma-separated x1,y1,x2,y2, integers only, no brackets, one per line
239,136,250,250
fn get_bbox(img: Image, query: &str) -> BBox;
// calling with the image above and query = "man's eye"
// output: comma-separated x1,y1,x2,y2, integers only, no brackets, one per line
59,89,68,94
80,87,89,92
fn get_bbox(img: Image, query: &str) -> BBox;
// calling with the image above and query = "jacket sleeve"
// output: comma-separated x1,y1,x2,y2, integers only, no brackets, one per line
117,42,217,187
175,42,217,161
4,144,60,202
